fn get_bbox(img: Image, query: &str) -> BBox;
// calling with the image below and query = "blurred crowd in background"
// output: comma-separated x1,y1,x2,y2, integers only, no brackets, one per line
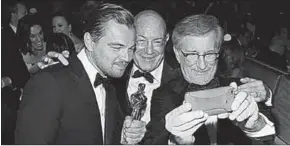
1,0,290,144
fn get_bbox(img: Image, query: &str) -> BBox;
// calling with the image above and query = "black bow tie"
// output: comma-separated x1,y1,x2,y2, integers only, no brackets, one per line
94,73,110,88
132,70,154,83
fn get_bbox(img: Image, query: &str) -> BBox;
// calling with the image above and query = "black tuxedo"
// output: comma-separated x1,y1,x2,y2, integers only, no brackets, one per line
2,24,17,41
150,68,275,144
15,55,124,144
112,59,178,144
2,34,30,144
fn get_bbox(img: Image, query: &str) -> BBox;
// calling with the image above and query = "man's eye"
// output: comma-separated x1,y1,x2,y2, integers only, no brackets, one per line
111,47,122,50
137,40,146,44
154,41,162,44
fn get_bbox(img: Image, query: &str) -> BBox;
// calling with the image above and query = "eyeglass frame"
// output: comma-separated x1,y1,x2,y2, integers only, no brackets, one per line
179,49,220,64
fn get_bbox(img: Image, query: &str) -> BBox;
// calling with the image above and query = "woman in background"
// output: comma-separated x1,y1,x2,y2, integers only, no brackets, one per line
17,14,47,75
52,11,84,53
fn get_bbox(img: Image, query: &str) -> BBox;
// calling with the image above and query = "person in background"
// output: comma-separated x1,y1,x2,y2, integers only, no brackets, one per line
236,28,259,58
52,11,84,53
3,1,27,42
269,24,290,56
17,14,70,74
46,32,76,56
17,14,47,75
2,39,30,145
219,43,245,78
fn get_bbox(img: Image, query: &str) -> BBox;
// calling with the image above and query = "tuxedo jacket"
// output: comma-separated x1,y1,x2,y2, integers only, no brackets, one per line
112,59,178,144
15,55,124,145
150,68,275,144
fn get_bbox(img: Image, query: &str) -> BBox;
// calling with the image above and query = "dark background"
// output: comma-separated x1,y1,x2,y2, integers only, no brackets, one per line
2,0,290,46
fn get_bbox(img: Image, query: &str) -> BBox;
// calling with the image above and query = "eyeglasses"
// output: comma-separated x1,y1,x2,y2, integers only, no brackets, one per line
180,49,219,63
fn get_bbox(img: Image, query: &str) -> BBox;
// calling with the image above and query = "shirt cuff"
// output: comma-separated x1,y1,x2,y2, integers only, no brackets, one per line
244,113,275,137
265,89,273,107
168,139,175,145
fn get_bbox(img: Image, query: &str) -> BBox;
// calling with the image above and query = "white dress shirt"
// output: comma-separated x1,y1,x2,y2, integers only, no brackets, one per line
127,60,164,124
78,49,106,141
9,23,17,34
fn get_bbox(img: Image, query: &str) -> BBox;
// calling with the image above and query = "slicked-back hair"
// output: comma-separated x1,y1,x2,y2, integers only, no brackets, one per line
52,11,72,25
172,14,224,51
84,3,135,42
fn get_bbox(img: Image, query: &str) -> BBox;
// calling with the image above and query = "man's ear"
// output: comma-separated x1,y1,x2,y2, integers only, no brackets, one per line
173,46,181,64
68,24,72,33
83,32,94,52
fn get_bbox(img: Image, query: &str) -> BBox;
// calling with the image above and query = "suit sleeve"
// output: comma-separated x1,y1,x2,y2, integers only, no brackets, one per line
140,85,183,144
15,72,62,144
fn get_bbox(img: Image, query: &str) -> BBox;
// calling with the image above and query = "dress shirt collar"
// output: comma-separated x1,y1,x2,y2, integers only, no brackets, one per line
9,23,17,34
77,49,106,86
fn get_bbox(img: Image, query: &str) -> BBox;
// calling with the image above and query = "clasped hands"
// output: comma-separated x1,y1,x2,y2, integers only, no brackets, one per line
165,77,269,144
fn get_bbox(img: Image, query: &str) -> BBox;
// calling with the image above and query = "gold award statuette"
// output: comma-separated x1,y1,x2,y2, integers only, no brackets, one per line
130,83,147,120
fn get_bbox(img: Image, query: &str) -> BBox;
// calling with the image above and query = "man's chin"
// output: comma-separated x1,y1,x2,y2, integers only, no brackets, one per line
186,74,214,85
109,72,124,78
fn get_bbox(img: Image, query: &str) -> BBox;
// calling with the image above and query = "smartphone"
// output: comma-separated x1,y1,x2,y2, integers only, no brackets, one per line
184,86,235,116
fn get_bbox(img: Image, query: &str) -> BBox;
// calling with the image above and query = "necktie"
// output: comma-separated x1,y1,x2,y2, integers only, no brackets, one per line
132,70,154,83
94,73,110,89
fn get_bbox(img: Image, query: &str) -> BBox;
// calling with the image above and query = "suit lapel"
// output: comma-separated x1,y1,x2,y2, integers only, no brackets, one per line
69,55,104,144
160,62,176,85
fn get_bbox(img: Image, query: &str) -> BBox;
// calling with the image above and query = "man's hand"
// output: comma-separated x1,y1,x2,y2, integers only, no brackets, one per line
238,77,270,103
229,91,266,131
165,103,208,144
37,51,70,69
121,116,146,144
1,77,12,88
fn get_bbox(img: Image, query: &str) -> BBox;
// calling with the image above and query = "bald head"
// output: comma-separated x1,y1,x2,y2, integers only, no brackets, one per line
133,10,169,72
134,10,167,34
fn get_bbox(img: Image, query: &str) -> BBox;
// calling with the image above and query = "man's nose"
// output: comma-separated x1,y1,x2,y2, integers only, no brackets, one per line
145,42,153,54
120,49,131,62
197,56,207,70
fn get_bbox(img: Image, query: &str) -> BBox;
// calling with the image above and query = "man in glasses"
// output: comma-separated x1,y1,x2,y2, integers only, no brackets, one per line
150,14,275,144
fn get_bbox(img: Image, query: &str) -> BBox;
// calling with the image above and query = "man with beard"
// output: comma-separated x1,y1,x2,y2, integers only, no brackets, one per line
15,3,135,144
113,10,178,144
150,14,275,144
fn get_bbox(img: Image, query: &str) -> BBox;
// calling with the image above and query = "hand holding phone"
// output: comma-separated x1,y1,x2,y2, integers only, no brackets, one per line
184,86,235,116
